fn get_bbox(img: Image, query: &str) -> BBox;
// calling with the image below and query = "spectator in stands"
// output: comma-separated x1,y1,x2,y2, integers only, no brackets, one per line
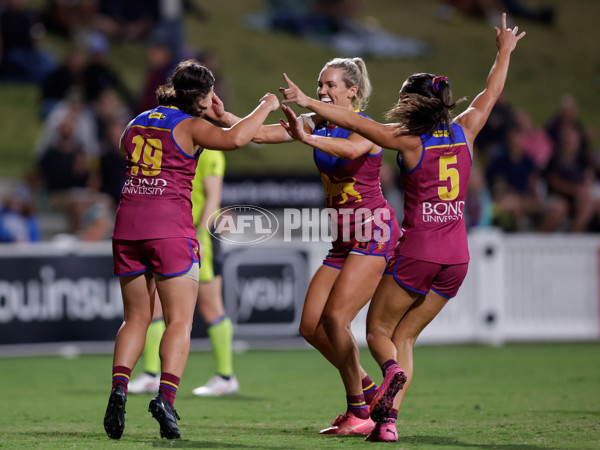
258,0,323,37
486,118,566,232
545,93,599,179
474,92,514,160
41,0,99,38
99,117,127,207
93,0,157,42
39,44,87,119
438,0,554,26
151,0,186,61
514,107,553,171
545,124,600,232
0,0,56,82
82,31,133,105
486,116,540,231
501,0,554,25
36,87,100,160
93,0,205,53
35,106,112,240
258,0,373,39
135,36,176,115
0,189,41,242
91,86,132,147
247,0,429,58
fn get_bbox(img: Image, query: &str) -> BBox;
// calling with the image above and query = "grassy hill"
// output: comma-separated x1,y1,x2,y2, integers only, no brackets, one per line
1,0,598,179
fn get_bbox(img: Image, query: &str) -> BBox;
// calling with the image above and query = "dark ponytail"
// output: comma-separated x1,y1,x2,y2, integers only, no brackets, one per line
156,59,215,117
385,73,465,139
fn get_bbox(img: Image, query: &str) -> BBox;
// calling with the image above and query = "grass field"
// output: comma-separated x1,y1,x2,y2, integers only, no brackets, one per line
2,343,599,448
1,0,599,179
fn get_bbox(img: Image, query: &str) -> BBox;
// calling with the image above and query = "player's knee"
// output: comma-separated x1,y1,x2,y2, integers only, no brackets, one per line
124,313,152,329
321,311,349,335
365,325,391,348
365,331,376,348
164,316,194,334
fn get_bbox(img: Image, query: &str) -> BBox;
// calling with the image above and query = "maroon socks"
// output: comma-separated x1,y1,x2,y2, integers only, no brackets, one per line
159,372,180,406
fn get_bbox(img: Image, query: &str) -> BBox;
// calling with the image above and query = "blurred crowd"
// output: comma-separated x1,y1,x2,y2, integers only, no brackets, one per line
467,93,600,233
0,0,226,243
0,0,597,243
244,0,431,58
437,0,555,26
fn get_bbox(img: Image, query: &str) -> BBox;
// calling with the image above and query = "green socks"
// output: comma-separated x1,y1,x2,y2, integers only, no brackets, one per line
207,316,233,376
144,319,165,375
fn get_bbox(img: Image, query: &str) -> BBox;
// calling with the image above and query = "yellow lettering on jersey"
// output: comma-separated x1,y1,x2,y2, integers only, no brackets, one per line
130,135,163,176
438,155,459,201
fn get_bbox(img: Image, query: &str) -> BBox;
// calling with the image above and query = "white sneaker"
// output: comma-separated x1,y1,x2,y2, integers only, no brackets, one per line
128,373,160,394
192,375,239,396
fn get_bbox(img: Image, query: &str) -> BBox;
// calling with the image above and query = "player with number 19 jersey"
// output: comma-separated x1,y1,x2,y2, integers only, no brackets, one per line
396,122,471,265
113,106,201,241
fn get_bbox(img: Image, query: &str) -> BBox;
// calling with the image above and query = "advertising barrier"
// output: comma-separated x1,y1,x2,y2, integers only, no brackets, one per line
0,230,599,354
0,242,310,348
0,243,122,345
222,247,309,337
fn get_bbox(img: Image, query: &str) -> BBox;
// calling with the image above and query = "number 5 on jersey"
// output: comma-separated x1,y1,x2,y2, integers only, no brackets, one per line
130,135,163,176
438,155,459,201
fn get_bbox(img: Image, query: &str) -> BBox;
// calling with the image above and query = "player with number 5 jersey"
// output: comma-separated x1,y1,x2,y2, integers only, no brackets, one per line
279,13,525,442
396,122,471,264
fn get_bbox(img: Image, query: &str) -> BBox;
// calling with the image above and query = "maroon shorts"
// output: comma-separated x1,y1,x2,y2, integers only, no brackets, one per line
323,217,400,269
384,253,468,299
113,237,200,277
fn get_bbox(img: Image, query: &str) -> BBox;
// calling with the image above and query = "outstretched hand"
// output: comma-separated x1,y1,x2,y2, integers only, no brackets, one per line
279,104,309,143
279,73,311,108
495,12,526,53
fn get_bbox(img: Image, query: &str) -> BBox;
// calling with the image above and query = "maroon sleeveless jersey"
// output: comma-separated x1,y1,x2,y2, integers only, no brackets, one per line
397,122,472,264
112,106,200,240
313,114,398,247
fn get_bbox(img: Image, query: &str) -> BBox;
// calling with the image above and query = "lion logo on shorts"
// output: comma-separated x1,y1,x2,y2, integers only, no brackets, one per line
321,173,362,207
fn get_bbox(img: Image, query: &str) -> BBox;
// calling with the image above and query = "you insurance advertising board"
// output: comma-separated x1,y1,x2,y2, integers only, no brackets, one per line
0,243,309,347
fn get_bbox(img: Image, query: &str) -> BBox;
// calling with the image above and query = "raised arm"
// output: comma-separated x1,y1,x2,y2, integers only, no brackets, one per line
280,105,376,159
188,93,280,150
280,73,405,152
455,13,526,145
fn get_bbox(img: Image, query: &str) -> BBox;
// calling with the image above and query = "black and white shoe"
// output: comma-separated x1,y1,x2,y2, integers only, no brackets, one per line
148,392,181,439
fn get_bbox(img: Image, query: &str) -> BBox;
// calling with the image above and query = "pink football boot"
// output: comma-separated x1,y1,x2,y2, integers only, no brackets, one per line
365,419,398,442
319,412,375,435
370,366,407,422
